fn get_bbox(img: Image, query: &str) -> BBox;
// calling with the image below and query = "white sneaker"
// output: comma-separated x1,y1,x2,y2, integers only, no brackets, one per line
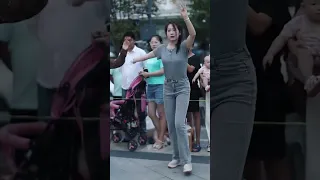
168,160,180,168
183,163,192,173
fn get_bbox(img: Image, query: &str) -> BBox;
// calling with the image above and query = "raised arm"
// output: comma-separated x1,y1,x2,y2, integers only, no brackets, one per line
145,68,164,77
180,3,196,49
132,51,156,63
110,40,130,69
110,49,127,68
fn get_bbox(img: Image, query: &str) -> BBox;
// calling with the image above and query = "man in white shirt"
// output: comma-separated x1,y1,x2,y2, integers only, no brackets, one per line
120,31,147,136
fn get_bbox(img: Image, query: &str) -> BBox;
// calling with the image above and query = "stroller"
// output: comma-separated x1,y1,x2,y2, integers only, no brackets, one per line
13,41,108,180
110,75,148,152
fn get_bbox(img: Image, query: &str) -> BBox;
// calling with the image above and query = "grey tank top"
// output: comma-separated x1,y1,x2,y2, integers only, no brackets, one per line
154,40,188,80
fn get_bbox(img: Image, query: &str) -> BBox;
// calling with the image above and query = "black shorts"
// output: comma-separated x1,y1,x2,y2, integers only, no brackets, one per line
188,88,201,112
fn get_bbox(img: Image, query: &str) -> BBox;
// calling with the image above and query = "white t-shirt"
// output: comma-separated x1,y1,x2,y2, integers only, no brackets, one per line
37,0,106,88
120,46,146,90
0,18,40,110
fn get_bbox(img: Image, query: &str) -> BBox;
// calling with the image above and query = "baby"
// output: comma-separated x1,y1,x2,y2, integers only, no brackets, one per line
263,0,320,96
192,55,210,91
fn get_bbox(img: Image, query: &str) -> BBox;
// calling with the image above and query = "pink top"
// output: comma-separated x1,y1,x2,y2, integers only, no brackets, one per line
280,15,320,56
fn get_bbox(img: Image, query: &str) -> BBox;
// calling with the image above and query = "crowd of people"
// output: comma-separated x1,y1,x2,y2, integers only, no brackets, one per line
110,4,211,174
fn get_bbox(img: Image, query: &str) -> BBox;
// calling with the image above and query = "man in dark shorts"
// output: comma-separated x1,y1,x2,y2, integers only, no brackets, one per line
187,51,202,152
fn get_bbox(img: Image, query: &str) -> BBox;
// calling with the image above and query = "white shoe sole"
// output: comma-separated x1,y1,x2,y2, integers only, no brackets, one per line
168,164,180,169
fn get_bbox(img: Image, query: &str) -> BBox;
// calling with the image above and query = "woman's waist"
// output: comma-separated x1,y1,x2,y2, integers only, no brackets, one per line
211,47,253,67
165,76,188,82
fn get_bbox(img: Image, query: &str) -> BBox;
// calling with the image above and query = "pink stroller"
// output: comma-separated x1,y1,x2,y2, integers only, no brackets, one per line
110,75,148,151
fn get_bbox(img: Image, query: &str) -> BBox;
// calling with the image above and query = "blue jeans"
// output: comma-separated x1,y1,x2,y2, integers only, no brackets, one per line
146,84,164,104
164,78,191,165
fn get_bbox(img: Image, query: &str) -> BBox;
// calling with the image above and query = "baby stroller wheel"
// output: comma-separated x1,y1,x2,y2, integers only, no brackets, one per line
138,135,147,145
112,132,122,143
128,140,138,152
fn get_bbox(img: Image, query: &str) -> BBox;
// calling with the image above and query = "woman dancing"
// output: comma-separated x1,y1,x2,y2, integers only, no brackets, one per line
132,3,196,174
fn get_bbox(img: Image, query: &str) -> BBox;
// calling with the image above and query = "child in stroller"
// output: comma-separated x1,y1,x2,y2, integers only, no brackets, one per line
110,75,148,151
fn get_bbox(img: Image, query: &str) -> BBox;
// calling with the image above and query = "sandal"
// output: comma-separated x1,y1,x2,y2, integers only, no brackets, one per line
153,140,164,150
192,144,201,152
164,135,171,146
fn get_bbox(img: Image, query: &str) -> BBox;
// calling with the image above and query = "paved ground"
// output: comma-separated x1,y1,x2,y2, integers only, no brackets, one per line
110,123,210,180
110,157,209,180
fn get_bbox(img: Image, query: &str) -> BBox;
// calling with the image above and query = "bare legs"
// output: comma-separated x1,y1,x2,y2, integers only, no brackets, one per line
148,102,167,148
187,111,201,145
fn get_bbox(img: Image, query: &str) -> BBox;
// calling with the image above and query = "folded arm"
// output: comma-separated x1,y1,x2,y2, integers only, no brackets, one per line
148,68,164,77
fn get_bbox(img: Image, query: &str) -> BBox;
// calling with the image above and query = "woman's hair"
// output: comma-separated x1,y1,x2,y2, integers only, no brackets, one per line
149,35,163,43
165,22,183,53
148,35,163,51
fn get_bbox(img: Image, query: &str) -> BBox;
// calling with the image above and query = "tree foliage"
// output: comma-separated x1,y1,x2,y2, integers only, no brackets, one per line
188,0,210,42
110,0,161,51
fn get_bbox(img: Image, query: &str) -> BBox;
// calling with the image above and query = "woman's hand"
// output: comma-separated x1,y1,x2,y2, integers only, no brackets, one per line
179,1,189,20
139,71,149,78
